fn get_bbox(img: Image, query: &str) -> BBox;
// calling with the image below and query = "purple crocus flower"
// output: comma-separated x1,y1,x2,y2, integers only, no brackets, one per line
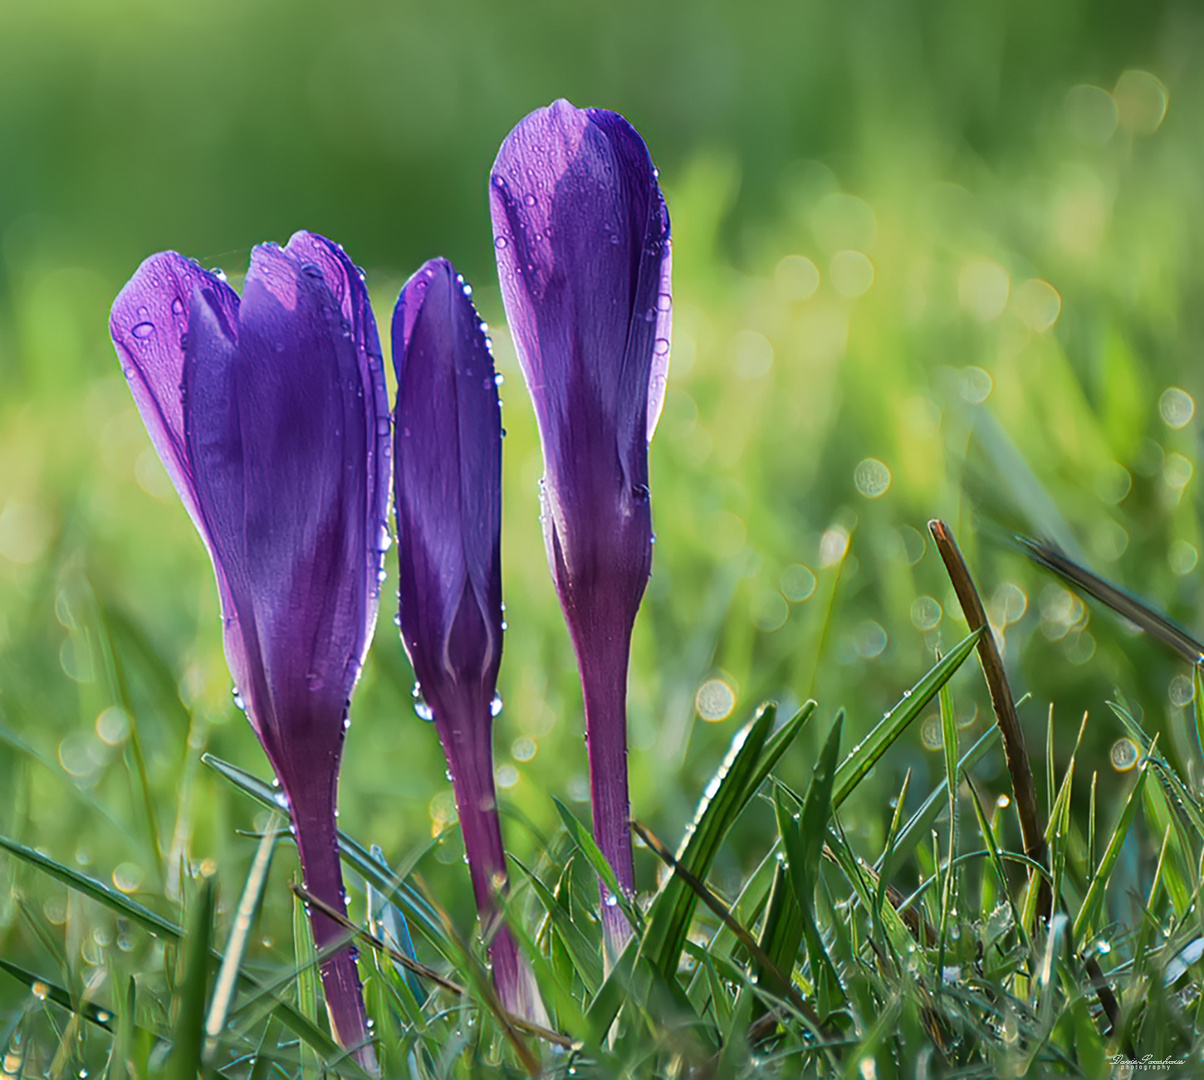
489,100,671,954
392,258,545,1023
110,232,389,1071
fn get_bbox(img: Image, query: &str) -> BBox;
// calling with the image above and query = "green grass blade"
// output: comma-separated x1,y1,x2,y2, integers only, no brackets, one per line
205,821,279,1059
640,705,775,978
0,959,113,1031
833,629,981,807
169,876,215,1080
878,726,1000,870
0,834,180,940
512,857,602,994
1073,748,1151,940
293,877,324,1080
552,797,645,938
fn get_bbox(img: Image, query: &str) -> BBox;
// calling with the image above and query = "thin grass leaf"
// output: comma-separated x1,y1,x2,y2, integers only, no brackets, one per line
639,705,775,979
0,959,113,1031
293,877,323,1080
169,876,214,1080
512,857,602,994
1074,747,1152,940
750,862,803,1024
205,821,279,1059
965,780,1027,949
366,844,424,1006
552,797,645,938
937,672,959,991
248,1016,283,1080
0,834,179,940
776,715,843,1011
879,726,1000,870
832,629,981,807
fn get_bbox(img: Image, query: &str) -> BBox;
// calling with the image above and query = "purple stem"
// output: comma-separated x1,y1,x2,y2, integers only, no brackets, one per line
437,710,545,1022
289,778,379,1075
575,626,636,958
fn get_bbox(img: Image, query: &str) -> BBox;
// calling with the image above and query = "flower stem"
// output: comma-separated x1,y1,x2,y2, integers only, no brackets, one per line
289,780,379,1076
577,629,636,959
438,711,547,1024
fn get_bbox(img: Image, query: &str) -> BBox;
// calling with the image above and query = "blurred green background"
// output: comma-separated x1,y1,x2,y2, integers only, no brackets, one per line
1,0,1202,1034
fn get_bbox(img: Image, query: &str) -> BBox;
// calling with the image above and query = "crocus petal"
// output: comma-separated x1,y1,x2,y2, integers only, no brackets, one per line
393,258,502,718
392,258,546,1023
110,253,241,554
490,100,671,956
489,99,670,619
111,233,387,1071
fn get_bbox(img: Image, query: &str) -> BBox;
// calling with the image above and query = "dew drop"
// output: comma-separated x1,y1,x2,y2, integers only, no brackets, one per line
412,684,433,722
490,694,503,718
170,297,184,315
524,193,537,207
131,322,155,340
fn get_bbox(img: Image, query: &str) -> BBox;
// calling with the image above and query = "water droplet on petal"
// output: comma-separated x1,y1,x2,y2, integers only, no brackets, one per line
170,297,184,315
412,684,433,722
490,694,503,718
131,322,155,340
523,193,537,207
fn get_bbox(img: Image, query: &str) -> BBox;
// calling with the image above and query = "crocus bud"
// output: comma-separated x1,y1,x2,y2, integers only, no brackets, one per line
110,232,389,1073
489,100,672,954
392,258,545,1024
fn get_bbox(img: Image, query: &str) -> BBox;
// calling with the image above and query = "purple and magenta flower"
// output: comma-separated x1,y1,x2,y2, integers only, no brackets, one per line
392,257,545,1023
489,99,672,954
110,231,389,1071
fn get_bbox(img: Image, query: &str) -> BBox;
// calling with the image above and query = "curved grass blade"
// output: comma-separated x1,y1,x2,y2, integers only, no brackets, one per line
0,833,352,1070
641,705,775,979
0,959,113,1031
1019,537,1204,665
0,834,179,940
512,857,602,995
832,629,981,807
553,798,645,938
169,876,215,1080
775,714,843,1011
1073,745,1152,941
205,821,280,1060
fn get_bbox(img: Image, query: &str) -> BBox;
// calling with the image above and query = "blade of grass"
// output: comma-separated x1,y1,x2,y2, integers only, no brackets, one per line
777,715,843,1011
1074,743,1152,940
169,876,214,1080
293,877,324,1080
1018,537,1204,665
929,520,1049,922
937,670,959,994
553,798,645,939
833,629,981,807
512,857,602,995
205,820,280,1059
639,705,774,979
0,959,113,1031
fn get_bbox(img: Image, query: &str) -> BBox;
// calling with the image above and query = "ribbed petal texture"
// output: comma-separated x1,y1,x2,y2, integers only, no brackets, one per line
393,258,545,1023
490,100,671,954
111,232,388,1071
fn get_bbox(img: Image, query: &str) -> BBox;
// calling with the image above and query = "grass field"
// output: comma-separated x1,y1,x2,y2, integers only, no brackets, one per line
1,1,1204,1075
